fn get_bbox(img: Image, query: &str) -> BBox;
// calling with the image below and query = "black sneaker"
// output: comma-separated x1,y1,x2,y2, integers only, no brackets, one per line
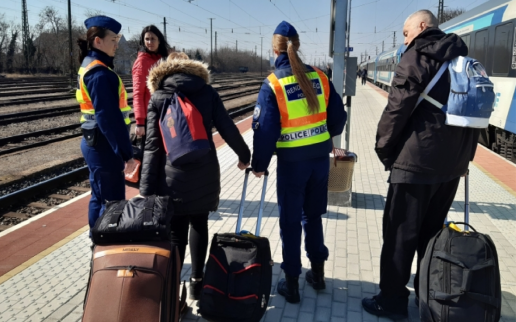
362,296,408,321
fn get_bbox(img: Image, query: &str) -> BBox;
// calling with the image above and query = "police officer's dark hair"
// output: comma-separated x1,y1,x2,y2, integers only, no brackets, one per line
140,25,170,58
273,34,320,114
77,27,108,63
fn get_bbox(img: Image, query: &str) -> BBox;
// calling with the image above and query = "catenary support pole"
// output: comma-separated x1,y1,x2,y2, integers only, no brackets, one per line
162,18,167,43
331,0,348,149
209,18,214,66
260,37,263,77
67,0,73,89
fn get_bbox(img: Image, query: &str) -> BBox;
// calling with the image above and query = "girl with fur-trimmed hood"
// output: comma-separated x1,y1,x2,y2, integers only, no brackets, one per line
139,52,251,300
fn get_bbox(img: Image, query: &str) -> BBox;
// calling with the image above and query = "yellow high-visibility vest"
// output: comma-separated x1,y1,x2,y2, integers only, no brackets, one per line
76,57,131,125
267,67,330,148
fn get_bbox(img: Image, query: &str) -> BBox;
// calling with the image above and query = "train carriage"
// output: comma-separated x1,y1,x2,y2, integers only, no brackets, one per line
440,0,516,158
375,46,406,90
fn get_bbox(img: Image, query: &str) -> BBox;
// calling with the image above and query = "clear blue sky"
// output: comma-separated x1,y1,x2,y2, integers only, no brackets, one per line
1,0,489,64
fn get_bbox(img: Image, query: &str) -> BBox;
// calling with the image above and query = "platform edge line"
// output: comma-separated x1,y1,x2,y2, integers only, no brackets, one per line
0,191,91,238
214,115,253,151
472,161,516,198
477,144,516,168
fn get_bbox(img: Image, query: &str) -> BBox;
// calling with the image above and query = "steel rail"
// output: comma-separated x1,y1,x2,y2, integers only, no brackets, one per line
0,102,256,209
0,96,257,156
0,85,258,123
0,166,89,209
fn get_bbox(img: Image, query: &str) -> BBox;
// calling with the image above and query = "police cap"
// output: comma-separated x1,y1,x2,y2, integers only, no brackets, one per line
273,21,298,37
84,16,121,34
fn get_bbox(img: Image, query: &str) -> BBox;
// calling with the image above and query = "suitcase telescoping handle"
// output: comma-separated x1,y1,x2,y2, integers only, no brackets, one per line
464,169,470,231
444,169,470,231
235,168,269,237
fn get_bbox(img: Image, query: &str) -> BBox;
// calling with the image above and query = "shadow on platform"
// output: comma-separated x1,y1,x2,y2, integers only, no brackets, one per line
502,291,516,319
351,192,386,210
183,262,516,321
213,199,350,221
449,201,516,222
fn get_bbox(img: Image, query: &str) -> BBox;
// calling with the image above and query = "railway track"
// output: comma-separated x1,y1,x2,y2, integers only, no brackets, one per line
0,75,259,90
0,83,69,90
0,78,263,106
0,82,262,124
0,105,81,126
0,88,259,156
0,102,256,231
0,87,72,97
0,89,133,106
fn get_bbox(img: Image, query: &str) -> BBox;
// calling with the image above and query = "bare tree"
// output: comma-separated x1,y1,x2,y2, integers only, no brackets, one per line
6,31,18,73
84,9,104,18
38,7,64,35
34,7,70,73
0,14,11,73
211,46,270,73
441,8,466,24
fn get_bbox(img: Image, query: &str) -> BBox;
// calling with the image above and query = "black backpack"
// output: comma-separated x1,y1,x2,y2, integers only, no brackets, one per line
419,173,501,322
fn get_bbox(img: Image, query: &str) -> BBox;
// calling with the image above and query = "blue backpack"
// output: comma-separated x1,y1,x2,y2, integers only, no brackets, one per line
416,56,495,128
159,92,211,166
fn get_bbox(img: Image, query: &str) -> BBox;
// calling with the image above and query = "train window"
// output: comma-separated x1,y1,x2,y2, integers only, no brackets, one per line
460,34,470,48
493,23,512,75
473,30,488,67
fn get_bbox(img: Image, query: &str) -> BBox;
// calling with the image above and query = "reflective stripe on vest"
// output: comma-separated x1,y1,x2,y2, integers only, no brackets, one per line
267,67,330,148
76,58,132,125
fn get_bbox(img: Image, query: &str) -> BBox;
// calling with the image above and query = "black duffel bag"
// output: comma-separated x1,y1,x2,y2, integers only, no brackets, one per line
91,195,172,245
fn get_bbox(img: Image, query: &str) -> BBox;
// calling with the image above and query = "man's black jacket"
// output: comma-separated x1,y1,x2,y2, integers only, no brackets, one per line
375,28,480,176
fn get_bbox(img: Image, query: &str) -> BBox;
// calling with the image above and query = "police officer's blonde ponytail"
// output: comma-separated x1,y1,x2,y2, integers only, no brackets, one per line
273,34,320,114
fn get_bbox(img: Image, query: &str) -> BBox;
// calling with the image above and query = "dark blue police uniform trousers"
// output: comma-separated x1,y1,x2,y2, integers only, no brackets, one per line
277,155,330,277
80,135,126,232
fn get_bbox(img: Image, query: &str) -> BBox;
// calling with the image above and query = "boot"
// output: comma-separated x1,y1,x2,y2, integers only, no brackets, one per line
305,262,325,290
189,277,203,300
277,274,300,303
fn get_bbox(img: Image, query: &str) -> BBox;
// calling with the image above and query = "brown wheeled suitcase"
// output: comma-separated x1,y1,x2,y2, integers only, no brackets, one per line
82,242,184,322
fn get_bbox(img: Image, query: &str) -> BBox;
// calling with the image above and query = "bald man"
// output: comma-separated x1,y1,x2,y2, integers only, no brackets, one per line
362,10,478,320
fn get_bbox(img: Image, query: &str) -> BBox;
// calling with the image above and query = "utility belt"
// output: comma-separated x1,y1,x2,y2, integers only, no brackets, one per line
278,124,328,142
81,111,130,121
82,126,98,147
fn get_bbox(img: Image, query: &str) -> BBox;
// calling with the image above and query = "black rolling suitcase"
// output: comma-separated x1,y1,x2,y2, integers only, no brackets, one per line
419,171,502,322
198,168,273,322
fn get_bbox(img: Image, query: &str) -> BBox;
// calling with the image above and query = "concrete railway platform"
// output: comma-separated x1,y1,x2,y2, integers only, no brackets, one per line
0,83,515,322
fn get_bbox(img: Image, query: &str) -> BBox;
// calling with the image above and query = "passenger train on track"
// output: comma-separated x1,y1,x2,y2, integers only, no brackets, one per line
359,0,516,162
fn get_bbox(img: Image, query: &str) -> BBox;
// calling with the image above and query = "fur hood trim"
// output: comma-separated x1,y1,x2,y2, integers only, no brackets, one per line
147,59,210,93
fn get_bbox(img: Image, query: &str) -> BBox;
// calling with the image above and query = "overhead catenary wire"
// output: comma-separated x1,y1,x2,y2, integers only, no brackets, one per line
2,0,331,62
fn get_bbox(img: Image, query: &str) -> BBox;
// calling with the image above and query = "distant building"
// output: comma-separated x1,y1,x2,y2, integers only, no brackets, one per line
114,35,133,75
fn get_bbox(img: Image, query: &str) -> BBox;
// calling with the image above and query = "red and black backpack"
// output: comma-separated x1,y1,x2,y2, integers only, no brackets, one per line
159,92,210,166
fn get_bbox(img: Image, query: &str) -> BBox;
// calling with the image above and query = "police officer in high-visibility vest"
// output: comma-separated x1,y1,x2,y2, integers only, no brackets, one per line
76,16,136,233
251,21,347,304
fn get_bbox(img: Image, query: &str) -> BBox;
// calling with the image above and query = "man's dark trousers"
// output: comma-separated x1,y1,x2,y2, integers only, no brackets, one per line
379,177,461,301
